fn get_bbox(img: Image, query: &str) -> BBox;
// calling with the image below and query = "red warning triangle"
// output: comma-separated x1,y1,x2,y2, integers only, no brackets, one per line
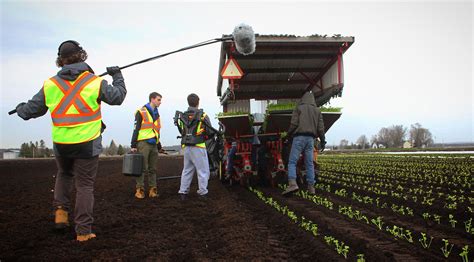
221,58,244,79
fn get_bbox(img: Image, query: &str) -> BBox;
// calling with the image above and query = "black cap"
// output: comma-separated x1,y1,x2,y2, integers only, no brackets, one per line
57,40,83,57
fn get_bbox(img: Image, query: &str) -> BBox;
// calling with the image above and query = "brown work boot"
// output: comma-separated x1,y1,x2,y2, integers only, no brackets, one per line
54,206,69,229
149,187,158,198
135,187,145,199
76,233,96,242
282,179,299,196
307,184,315,195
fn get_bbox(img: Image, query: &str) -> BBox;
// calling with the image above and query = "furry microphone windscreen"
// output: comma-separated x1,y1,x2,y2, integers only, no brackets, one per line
232,24,256,56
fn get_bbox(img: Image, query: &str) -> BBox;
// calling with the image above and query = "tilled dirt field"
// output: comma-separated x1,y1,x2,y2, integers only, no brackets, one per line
0,156,340,261
1,156,468,261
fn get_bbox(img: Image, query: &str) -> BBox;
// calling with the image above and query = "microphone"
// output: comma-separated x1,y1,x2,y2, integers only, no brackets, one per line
232,23,256,56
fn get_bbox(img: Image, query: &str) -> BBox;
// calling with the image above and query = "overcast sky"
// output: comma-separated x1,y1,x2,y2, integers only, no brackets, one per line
1,1,472,148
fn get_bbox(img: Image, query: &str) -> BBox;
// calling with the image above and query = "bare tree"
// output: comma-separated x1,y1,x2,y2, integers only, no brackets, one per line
339,139,349,149
377,127,391,147
356,135,369,149
390,125,407,148
409,123,433,148
376,125,406,148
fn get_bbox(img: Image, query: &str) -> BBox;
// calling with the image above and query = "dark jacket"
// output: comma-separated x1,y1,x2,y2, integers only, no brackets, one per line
16,62,127,158
130,104,160,148
287,92,325,142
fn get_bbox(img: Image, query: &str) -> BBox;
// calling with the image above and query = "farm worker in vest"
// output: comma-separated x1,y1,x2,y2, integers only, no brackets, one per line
282,90,326,196
14,40,127,241
176,93,215,200
130,92,163,199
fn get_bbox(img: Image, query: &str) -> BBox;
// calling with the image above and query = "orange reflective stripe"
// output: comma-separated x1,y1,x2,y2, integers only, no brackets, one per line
138,108,155,129
60,73,95,114
48,72,101,126
140,109,150,123
153,118,161,132
53,72,95,115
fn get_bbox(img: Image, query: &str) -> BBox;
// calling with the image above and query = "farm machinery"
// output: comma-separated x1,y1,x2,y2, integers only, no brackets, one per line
215,35,354,187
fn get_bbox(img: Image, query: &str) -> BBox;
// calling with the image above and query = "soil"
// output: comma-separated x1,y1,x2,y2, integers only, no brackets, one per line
0,157,339,261
0,156,469,261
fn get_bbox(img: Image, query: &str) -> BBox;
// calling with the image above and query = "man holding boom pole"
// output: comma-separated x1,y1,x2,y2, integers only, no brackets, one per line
14,40,127,242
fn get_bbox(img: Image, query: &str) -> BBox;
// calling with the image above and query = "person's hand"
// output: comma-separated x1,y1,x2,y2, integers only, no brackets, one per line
16,102,26,111
131,147,137,153
106,66,121,76
157,142,167,154
320,141,327,152
159,148,168,155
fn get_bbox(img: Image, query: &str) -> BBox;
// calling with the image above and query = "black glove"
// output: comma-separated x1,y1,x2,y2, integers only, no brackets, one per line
16,102,26,111
106,66,121,76
320,141,327,152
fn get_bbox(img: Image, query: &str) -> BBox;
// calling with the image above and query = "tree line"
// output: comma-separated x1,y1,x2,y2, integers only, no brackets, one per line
19,140,53,158
18,139,130,158
103,140,131,156
338,123,434,150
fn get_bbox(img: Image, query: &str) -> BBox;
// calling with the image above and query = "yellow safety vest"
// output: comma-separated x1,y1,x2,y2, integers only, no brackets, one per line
44,71,102,144
137,107,160,143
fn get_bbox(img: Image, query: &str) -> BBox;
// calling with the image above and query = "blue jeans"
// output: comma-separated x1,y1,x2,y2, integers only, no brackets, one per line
226,145,237,174
288,136,315,185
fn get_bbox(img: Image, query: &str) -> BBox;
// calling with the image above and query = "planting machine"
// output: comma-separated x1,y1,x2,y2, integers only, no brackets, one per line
216,34,354,186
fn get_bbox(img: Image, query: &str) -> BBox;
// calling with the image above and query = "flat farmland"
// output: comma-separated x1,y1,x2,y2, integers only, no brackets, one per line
0,154,472,261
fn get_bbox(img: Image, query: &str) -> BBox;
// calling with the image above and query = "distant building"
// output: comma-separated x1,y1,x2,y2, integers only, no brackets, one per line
3,150,20,159
403,141,412,148
371,143,386,149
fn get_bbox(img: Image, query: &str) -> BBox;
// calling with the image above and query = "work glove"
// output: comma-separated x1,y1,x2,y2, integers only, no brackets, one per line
15,102,26,111
320,141,327,152
106,66,121,76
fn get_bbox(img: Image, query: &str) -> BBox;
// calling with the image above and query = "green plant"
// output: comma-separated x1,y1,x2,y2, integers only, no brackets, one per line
448,214,457,228
440,239,454,258
216,111,249,117
320,106,343,112
371,216,384,230
459,245,470,262
403,229,414,243
418,232,433,249
422,212,431,220
465,218,473,234
266,102,296,112
324,235,335,245
334,240,350,258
